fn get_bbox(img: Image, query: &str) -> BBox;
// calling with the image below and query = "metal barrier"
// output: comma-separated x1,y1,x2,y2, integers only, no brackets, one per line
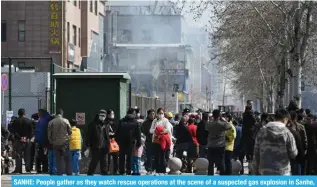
131,94,161,115
1,57,53,123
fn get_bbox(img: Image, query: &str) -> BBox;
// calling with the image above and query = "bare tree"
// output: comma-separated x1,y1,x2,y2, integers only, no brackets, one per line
172,1,317,109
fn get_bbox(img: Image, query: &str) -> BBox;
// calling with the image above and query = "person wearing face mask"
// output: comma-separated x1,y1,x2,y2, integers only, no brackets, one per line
86,110,110,175
251,109,298,175
105,109,119,175
149,108,172,173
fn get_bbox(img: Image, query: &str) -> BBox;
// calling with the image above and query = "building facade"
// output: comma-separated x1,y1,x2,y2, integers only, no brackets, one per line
1,1,105,72
104,1,191,112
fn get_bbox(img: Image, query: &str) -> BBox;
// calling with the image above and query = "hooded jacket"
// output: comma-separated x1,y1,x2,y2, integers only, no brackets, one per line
251,121,298,175
225,121,236,151
35,111,50,145
86,114,110,149
116,114,141,148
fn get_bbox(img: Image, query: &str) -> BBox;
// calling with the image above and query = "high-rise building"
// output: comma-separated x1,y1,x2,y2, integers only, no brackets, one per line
1,1,105,72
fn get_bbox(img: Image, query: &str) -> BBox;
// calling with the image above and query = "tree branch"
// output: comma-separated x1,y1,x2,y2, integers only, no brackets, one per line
270,1,286,15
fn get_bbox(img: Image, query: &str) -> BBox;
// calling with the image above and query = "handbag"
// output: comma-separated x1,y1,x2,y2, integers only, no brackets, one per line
109,138,119,153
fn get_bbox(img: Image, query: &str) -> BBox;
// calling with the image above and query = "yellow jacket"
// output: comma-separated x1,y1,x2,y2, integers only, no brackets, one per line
225,121,236,151
69,127,82,150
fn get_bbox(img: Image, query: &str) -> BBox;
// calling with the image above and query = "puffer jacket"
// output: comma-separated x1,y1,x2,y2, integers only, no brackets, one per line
47,115,72,147
251,121,298,175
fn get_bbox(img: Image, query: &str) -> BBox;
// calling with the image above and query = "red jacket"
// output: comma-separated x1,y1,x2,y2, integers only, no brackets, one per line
188,123,199,146
154,126,171,151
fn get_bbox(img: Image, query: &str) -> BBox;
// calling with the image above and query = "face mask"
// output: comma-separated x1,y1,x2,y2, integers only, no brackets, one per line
99,116,105,121
109,114,114,119
157,114,164,119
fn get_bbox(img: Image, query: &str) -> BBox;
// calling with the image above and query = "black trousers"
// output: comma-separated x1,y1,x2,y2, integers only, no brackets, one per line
153,144,166,174
108,152,118,174
88,148,109,175
119,145,133,175
35,144,48,173
207,147,225,175
224,150,233,175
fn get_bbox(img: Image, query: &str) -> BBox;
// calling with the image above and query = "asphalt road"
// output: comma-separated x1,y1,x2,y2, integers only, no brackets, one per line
1,161,249,187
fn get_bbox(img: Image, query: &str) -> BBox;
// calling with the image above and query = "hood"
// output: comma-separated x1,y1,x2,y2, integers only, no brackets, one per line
155,125,165,135
264,121,288,136
124,114,135,120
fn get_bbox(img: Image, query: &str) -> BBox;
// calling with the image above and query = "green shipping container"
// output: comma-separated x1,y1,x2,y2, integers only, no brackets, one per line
53,72,131,127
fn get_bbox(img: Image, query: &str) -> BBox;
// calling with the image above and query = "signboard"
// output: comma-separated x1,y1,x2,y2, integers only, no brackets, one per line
76,113,85,125
6,111,13,128
1,73,8,91
49,0,62,53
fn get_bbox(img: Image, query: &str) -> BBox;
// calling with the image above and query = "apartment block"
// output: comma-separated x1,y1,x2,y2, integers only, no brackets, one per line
1,0,105,72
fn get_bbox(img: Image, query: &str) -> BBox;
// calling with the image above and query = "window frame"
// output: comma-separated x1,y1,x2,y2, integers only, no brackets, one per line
1,20,7,42
18,20,25,42
78,27,81,47
67,22,70,43
90,0,93,13
73,25,77,46
94,0,98,15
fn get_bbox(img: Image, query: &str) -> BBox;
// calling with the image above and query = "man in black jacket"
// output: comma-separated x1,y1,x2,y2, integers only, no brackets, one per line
197,112,209,158
141,109,155,173
87,110,110,175
241,105,256,174
11,108,33,174
116,108,141,175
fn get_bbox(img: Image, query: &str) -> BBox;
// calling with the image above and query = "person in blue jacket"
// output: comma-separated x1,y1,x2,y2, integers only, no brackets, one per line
35,109,56,174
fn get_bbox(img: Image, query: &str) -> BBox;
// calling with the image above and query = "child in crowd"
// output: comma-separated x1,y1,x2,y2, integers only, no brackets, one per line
69,119,82,175
132,134,146,175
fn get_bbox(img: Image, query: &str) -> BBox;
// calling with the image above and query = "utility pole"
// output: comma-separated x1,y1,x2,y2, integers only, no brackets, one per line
163,59,168,109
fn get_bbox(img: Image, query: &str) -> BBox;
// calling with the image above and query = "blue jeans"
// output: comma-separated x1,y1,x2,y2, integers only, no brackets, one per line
48,150,56,175
132,156,141,174
71,150,80,174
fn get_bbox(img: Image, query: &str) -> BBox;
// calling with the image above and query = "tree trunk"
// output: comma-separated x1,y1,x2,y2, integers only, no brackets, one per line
293,1,302,108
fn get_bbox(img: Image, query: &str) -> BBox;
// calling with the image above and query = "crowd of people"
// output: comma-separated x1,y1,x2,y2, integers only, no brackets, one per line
1,101,317,176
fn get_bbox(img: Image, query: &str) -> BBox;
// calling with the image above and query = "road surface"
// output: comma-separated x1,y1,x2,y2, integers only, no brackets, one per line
1,161,249,187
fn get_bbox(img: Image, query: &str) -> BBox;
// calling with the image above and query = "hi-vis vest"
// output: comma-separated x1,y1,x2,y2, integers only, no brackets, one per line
69,127,81,150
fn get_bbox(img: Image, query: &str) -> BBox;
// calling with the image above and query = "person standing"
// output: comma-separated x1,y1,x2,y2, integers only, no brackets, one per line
241,105,256,168
86,110,110,175
34,109,50,174
116,108,141,175
69,119,82,175
141,109,156,174
47,109,72,175
105,109,119,175
150,108,172,173
224,113,236,175
187,118,199,173
206,109,231,175
11,108,33,174
251,109,298,175
196,112,209,158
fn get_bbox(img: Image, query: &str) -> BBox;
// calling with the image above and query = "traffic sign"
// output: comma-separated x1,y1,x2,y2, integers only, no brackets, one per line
1,74,8,91
76,112,85,125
